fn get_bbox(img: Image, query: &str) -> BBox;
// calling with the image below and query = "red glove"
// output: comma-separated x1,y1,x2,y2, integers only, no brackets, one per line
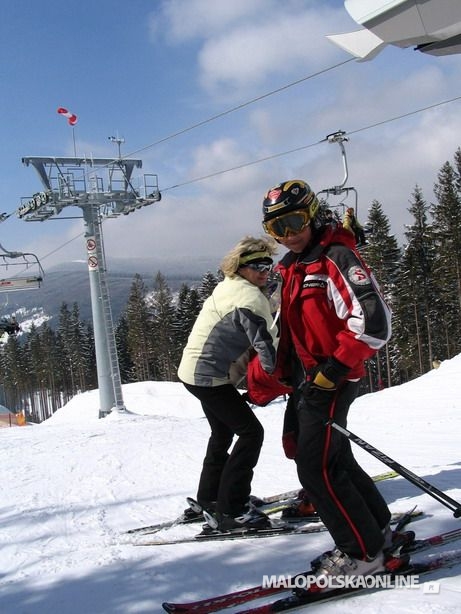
282,431,297,459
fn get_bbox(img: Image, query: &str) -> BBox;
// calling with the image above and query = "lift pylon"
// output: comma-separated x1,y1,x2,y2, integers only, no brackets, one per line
17,155,161,418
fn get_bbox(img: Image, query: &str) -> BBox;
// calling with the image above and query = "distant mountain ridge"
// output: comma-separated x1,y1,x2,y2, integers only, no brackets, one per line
0,257,214,329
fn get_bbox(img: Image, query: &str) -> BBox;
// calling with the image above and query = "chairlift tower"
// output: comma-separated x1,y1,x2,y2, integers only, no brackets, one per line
17,154,161,418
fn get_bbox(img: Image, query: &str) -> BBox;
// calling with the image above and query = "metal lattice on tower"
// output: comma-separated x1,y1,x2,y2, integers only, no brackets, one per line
18,155,161,418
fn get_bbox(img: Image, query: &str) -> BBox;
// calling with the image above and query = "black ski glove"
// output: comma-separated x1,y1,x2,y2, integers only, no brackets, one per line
302,357,350,412
309,357,350,391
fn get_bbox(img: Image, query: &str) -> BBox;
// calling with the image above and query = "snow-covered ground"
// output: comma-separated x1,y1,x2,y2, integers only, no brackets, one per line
1,357,461,613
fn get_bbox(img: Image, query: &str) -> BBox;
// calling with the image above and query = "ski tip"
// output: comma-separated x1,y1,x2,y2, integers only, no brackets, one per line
162,603,182,613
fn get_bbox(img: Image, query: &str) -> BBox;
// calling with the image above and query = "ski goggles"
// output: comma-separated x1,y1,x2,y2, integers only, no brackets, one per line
263,209,311,239
241,262,273,273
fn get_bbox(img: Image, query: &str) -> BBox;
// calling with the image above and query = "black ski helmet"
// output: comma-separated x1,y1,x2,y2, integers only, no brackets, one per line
262,180,319,222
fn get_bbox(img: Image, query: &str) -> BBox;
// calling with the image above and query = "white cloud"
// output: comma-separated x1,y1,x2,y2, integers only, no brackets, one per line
197,8,344,94
151,0,279,43
149,1,349,98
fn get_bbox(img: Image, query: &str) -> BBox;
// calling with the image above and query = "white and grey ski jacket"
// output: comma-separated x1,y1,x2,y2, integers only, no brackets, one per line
178,275,278,387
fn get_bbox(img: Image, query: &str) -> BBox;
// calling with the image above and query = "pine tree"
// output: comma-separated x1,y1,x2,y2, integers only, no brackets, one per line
115,314,135,383
26,324,51,420
70,303,92,391
41,321,70,410
394,186,436,379
198,270,219,304
172,283,201,374
84,322,98,390
1,334,28,417
431,158,461,358
360,200,401,389
57,302,90,396
124,274,153,381
150,272,176,380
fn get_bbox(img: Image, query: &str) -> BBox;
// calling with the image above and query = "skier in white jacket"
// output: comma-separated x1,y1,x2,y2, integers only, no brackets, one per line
178,235,279,532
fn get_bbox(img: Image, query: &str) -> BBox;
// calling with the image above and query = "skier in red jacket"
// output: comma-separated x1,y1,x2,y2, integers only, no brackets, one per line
248,179,393,581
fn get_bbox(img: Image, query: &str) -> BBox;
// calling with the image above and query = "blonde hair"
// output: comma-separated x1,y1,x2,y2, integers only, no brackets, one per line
220,235,278,278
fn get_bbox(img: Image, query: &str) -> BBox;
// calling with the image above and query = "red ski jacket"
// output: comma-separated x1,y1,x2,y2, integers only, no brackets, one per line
247,225,391,405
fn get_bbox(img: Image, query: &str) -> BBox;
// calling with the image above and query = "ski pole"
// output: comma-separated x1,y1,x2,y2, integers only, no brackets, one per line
328,420,461,518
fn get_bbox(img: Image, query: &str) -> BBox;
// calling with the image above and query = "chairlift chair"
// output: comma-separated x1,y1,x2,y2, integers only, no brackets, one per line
316,130,359,217
0,243,44,292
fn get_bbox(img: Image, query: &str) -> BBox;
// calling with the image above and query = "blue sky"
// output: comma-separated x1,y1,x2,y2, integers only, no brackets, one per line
1,0,461,276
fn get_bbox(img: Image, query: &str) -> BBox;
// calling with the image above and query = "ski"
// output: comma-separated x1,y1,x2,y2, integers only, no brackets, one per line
125,496,304,536
126,517,191,535
234,549,461,613
257,470,398,505
161,522,461,613
125,513,201,536
135,510,422,547
125,498,204,535
403,526,461,554
126,471,398,536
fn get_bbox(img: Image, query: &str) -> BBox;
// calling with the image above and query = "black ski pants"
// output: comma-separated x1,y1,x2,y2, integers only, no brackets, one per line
183,383,264,516
295,381,391,559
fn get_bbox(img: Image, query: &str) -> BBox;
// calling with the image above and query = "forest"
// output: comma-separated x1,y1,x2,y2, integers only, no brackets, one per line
1,148,461,423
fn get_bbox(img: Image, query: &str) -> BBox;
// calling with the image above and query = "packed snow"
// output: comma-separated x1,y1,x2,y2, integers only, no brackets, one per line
2,356,461,613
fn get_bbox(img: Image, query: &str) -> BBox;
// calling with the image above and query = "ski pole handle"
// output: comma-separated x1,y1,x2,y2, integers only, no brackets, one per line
328,420,461,518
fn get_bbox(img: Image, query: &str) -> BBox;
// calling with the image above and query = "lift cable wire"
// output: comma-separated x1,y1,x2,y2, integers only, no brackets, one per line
346,94,461,137
25,59,356,192
11,92,461,267
160,93,461,192
122,58,355,159
5,51,461,265
0,241,45,292
3,233,84,271
0,57,354,226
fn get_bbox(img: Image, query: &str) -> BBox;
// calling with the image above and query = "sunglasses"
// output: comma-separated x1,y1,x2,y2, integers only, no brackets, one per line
263,209,310,239
242,262,273,273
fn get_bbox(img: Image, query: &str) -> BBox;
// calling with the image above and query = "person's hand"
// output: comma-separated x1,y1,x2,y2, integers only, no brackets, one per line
301,357,350,412
308,357,350,392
